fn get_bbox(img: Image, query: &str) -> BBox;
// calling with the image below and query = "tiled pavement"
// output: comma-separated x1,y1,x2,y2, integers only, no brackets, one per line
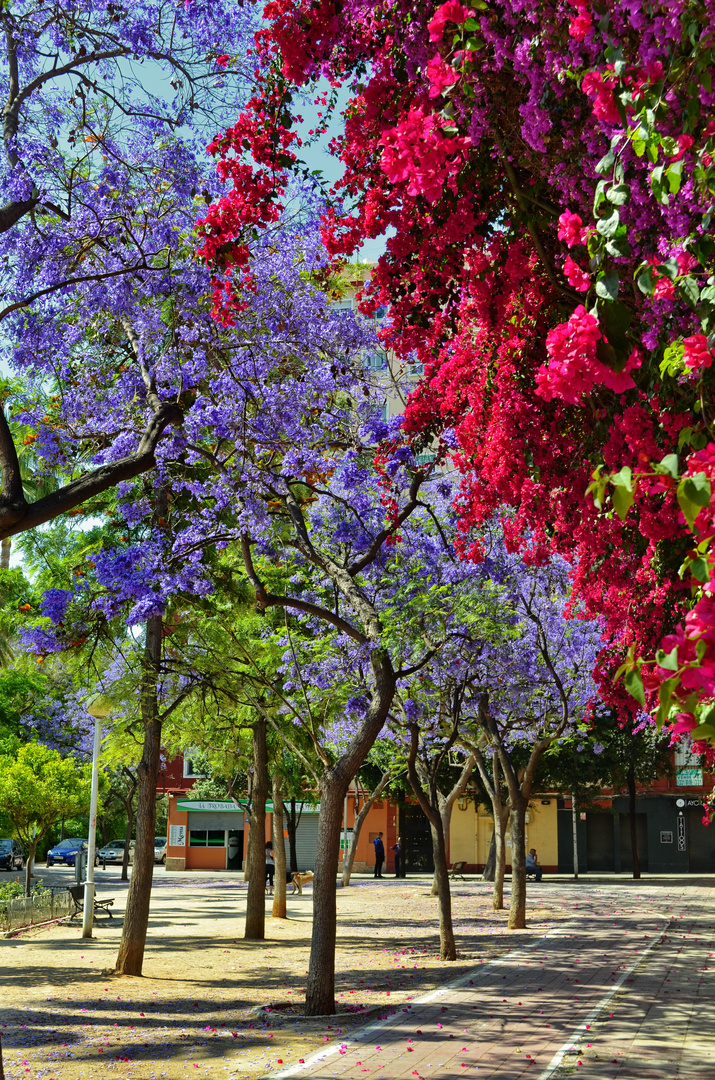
267,882,715,1080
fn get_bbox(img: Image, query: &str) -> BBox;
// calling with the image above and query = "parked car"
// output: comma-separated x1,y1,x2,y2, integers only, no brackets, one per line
98,839,134,865
154,837,167,864
0,838,24,871
46,838,97,867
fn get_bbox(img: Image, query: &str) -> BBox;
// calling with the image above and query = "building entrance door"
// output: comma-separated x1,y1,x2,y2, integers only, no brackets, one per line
401,804,433,873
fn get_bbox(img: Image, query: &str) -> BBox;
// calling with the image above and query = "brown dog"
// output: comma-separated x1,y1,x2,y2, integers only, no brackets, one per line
290,871,314,894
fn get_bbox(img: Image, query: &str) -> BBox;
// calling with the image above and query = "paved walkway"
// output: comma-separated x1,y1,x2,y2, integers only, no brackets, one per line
267,882,715,1080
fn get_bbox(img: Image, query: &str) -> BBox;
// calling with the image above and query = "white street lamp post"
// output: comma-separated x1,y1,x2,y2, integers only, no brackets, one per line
83,695,111,939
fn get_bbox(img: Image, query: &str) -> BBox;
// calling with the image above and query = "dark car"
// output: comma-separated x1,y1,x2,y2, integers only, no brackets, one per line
0,839,24,871
46,838,96,867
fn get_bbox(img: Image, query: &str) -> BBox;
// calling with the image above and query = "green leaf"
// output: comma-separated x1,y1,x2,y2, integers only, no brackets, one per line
637,265,655,295
595,270,619,300
624,668,646,707
595,149,615,175
677,472,711,530
632,136,646,158
655,646,679,671
596,206,620,237
654,453,679,478
611,465,633,491
679,275,700,309
682,472,711,508
666,158,684,194
690,557,710,582
689,722,715,741
611,485,634,519
606,183,630,205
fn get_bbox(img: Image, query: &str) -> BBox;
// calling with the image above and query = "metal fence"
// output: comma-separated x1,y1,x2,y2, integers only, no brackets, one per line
1,888,72,932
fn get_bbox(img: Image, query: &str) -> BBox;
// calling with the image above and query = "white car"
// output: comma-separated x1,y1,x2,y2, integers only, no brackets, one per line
98,839,134,864
154,837,167,864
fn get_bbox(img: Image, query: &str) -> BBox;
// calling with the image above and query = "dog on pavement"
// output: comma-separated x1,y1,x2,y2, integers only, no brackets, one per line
290,871,314,894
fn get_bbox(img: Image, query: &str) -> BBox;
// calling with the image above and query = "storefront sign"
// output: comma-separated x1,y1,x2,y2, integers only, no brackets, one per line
169,824,186,847
676,767,703,787
176,799,244,813
677,814,686,852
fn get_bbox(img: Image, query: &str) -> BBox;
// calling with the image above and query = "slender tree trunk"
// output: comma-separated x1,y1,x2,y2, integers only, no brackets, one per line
0,537,10,570
508,796,527,930
121,803,133,883
429,816,457,959
24,842,36,897
492,812,509,911
627,767,641,880
286,798,300,873
245,717,268,940
405,727,457,961
571,791,579,880
482,831,496,881
272,772,287,919
115,613,163,976
342,771,391,887
305,777,345,1014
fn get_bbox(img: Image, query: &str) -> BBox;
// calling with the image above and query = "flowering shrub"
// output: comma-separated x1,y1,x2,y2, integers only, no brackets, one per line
203,1,715,750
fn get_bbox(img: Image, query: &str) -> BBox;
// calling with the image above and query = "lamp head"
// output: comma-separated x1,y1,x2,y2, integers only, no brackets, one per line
86,694,113,719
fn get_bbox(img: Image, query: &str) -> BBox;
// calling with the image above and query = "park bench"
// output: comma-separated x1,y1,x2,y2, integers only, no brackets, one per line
68,885,115,919
449,860,467,880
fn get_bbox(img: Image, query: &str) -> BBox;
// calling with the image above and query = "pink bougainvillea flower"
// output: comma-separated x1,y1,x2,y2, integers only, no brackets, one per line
215,54,230,67
581,71,621,124
426,53,460,97
557,210,587,247
564,255,590,291
683,334,714,371
427,1,474,43
568,2,593,41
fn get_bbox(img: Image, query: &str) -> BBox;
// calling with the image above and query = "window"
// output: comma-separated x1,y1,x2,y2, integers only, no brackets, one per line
365,351,387,371
189,830,226,847
183,750,208,778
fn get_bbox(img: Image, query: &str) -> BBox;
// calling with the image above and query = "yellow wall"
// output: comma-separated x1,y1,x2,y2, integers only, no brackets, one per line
449,797,559,870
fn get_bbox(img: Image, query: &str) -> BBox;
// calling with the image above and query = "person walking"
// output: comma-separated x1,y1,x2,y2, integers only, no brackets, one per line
373,832,385,878
392,836,403,878
265,840,275,894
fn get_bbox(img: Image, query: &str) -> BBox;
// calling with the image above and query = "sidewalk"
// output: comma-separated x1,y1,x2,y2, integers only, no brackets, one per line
267,881,715,1080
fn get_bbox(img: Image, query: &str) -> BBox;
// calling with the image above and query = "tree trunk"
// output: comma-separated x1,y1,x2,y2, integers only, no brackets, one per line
429,816,457,959
627,767,641,880
405,727,457,961
24,842,36,897
286,798,300,873
271,771,287,920
482,831,496,881
244,716,268,940
121,802,133,882
341,771,391,887
1,537,10,570
304,649,396,1015
115,612,163,976
508,797,527,930
493,805,508,911
305,777,344,1014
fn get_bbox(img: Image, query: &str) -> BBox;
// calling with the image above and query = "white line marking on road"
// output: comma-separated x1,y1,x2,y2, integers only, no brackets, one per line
536,916,671,1080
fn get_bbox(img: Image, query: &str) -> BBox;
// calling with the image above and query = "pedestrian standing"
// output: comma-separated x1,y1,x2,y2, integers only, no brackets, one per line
373,832,385,878
392,836,403,878
265,840,275,894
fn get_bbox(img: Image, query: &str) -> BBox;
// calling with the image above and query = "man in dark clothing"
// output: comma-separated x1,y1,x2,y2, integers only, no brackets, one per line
392,836,403,878
373,832,385,878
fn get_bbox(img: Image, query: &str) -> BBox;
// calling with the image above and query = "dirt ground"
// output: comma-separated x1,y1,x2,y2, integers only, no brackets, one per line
0,875,565,1080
